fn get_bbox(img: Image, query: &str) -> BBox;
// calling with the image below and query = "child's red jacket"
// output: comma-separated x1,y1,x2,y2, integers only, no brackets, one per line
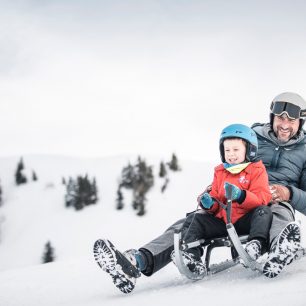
207,160,272,224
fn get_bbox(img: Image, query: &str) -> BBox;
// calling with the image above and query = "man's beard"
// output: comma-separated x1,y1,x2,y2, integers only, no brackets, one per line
276,128,294,143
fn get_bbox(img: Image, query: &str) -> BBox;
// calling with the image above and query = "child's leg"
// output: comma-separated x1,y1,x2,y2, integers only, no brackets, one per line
181,211,227,259
234,206,272,257
248,206,273,249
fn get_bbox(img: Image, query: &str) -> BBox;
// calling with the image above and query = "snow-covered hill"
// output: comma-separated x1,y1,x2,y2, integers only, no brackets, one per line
0,155,306,306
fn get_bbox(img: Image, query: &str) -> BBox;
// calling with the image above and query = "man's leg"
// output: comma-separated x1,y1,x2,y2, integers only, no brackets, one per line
263,203,300,278
269,204,295,245
139,216,190,276
93,215,191,293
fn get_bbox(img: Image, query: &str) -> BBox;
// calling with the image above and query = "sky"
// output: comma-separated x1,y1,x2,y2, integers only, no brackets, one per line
1,0,306,162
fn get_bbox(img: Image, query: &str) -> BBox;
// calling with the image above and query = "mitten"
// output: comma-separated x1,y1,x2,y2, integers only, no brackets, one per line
224,182,242,201
200,192,214,209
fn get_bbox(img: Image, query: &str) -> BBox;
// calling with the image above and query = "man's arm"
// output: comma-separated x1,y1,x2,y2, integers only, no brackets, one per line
289,166,306,215
271,166,306,215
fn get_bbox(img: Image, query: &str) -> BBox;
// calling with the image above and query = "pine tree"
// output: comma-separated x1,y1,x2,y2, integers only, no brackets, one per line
89,177,98,205
15,157,27,185
168,153,181,171
159,161,167,178
32,170,38,181
132,157,154,216
62,177,66,185
74,175,86,210
65,177,77,207
118,157,154,216
120,162,135,190
42,241,55,263
116,187,124,210
65,175,98,210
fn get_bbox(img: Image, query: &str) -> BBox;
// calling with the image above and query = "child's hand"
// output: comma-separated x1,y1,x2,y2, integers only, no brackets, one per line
224,182,241,201
200,193,214,209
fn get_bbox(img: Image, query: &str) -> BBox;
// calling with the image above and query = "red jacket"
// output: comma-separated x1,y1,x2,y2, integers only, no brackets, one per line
206,160,271,224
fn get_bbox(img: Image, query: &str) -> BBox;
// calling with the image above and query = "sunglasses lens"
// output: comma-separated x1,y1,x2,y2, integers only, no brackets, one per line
271,102,301,119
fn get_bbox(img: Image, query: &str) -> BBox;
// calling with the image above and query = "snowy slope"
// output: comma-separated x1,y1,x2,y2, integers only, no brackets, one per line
0,155,306,306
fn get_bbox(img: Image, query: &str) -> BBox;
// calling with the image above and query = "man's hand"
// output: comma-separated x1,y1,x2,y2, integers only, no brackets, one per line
270,184,291,203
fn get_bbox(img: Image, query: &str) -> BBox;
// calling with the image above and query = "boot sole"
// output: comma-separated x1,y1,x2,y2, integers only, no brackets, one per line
93,239,136,294
263,223,300,278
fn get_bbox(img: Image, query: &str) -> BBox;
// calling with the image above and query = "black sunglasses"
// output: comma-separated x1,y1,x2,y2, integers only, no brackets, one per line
271,101,305,120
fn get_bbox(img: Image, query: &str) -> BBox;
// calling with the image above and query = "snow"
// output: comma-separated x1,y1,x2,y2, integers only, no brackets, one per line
0,155,306,306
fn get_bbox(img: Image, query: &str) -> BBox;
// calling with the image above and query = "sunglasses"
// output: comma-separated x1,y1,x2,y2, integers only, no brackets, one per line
271,101,306,120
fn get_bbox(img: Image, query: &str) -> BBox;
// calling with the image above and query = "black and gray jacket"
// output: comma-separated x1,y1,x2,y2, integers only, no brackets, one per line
252,123,306,215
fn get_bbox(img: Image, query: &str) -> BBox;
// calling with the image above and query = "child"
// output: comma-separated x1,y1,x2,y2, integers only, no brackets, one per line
177,123,272,274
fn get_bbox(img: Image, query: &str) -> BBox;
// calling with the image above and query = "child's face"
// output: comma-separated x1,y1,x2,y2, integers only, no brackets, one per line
223,138,246,164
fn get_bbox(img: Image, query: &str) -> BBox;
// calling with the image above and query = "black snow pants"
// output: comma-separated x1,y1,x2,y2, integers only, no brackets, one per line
139,206,272,276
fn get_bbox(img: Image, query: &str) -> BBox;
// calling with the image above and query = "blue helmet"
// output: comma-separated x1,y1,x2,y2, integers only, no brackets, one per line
219,124,258,162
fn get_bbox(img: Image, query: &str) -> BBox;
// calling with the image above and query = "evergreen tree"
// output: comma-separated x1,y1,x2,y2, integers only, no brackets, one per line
62,177,66,185
135,192,146,216
65,177,77,207
15,157,27,185
168,153,181,171
74,175,87,210
89,177,98,205
32,170,38,181
42,241,55,263
116,187,124,210
159,161,167,178
65,175,98,210
132,157,154,216
118,157,154,216
120,162,135,189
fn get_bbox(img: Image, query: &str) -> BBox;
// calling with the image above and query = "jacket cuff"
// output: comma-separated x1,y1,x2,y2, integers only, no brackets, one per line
237,190,246,204
286,185,293,201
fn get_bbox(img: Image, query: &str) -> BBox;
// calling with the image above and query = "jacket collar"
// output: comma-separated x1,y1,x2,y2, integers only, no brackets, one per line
252,122,306,147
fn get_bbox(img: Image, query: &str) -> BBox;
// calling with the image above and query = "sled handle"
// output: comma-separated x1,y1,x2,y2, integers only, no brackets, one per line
211,182,233,225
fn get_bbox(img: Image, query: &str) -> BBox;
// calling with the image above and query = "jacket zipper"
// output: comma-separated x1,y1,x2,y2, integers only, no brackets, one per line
271,146,281,170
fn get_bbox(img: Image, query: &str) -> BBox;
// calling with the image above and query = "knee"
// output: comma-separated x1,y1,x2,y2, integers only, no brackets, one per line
256,206,272,218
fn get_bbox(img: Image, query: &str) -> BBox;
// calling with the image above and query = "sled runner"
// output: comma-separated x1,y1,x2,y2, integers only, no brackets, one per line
173,185,306,280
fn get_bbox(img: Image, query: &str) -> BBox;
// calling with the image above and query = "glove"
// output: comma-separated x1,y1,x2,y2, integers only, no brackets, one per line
270,184,291,203
200,192,214,209
224,182,241,201
197,184,212,204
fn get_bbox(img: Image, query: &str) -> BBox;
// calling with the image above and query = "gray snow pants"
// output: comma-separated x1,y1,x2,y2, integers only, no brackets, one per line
269,203,295,245
139,203,295,276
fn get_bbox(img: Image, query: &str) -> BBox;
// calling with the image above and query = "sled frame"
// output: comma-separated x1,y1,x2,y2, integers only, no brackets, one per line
173,185,264,280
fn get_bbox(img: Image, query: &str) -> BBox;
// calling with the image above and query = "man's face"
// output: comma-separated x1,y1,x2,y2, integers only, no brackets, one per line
273,114,300,142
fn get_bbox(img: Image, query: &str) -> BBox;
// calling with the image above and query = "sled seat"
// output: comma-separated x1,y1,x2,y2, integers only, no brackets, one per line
201,235,249,270
175,229,249,272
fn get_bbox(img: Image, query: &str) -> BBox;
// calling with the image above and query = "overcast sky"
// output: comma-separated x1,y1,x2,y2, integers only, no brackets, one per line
1,0,306,162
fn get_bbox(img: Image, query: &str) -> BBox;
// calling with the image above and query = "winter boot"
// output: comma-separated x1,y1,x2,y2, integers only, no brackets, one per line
171,250,206,276
263,222,301,278
93,239,141,293
245,240,262,261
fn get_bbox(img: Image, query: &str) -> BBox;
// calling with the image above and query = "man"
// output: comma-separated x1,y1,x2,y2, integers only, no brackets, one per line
93,92,306,293
252,92,306,277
